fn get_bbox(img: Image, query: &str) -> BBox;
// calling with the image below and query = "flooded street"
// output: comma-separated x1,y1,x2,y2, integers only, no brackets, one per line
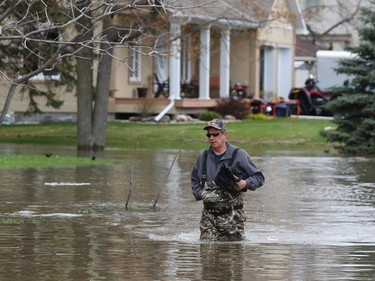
0,145,374,280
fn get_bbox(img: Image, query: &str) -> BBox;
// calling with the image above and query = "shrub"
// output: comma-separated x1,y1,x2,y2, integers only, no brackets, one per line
199,111,221,121
213,98,250,120
248,113,268,120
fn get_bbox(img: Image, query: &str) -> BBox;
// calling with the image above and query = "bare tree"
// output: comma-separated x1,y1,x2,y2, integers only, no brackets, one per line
0,0,169,154
301,0,364,46
0,0,297,155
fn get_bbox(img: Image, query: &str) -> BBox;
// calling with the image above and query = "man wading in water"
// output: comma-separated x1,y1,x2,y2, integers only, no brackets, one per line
191,119,265,241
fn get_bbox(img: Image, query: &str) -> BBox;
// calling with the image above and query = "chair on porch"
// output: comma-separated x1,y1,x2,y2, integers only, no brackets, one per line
153,73,169,98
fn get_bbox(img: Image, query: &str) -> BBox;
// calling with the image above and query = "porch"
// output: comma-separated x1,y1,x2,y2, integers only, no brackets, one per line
113,97,219,119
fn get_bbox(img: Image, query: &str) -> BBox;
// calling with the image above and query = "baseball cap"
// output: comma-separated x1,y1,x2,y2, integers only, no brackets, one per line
203,119,226,131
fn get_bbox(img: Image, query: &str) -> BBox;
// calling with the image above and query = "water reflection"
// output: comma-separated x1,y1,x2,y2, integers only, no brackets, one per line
0,145,374,280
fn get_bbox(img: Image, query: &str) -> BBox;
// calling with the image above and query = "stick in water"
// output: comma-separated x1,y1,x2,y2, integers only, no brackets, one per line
152,141,187,209
125,135,140,210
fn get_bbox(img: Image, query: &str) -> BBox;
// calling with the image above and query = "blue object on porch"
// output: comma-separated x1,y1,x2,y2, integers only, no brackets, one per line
276,103,289,117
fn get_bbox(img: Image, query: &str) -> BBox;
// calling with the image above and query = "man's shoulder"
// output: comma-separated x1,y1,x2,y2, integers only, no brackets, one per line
226,143,241,153
197,148,211,160
227,145,251,160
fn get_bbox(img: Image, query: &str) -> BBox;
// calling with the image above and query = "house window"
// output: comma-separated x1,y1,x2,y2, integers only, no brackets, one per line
129,46,142,83
18,24,61,80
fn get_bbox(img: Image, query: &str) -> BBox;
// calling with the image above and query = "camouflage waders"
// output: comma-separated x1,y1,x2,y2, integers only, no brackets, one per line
200,181,246,241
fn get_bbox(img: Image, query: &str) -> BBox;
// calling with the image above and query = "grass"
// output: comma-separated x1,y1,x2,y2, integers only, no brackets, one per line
0,118,335,149
0,118,333,148
0,154,122,169
0,118,335,168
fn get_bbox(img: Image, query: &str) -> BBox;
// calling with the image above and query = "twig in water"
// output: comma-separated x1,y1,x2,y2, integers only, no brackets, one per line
125,135,140,211
152,141,189,209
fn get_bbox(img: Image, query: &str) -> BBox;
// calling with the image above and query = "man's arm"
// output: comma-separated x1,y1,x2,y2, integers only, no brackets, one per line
233,150,265,191
191,152,204,201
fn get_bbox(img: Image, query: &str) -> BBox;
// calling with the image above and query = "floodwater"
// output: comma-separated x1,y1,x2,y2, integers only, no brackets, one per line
0,144,374,281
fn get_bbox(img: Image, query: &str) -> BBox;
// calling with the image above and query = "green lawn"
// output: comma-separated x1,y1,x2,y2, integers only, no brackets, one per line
0,118,334,150
0,118,335,168
0,154,122,169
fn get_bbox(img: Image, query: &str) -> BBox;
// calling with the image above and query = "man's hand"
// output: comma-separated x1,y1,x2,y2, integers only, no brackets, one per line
233,175,246,191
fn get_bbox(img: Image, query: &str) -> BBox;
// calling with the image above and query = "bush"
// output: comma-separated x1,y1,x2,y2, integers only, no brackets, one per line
199,111,221,121
248,113,268,120
213,98,250,120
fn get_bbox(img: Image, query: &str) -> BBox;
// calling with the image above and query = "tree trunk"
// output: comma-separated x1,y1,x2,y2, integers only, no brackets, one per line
92,16,115,151
0,83,18,124
75,0,94,153
76,56,93,150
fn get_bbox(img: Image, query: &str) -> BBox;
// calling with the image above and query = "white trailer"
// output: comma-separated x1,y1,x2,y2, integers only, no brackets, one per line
316,50,355,89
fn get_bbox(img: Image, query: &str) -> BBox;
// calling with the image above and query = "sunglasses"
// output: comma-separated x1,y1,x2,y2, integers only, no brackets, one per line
206,132,221,138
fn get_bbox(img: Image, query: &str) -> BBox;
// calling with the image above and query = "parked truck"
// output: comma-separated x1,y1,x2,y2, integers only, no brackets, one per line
288,50,355,116
316,50,354,89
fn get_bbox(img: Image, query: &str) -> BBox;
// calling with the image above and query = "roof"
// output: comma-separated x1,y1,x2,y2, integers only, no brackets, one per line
284,0,308,35
164,0,307,32
295,36,327,59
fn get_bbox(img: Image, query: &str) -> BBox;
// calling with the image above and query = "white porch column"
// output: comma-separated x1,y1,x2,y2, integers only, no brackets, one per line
220,28,231,98
199,26,211,100
169,21,181,100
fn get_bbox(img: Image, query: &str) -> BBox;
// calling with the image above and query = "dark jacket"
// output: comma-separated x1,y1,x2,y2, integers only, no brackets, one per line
191,142,265,201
